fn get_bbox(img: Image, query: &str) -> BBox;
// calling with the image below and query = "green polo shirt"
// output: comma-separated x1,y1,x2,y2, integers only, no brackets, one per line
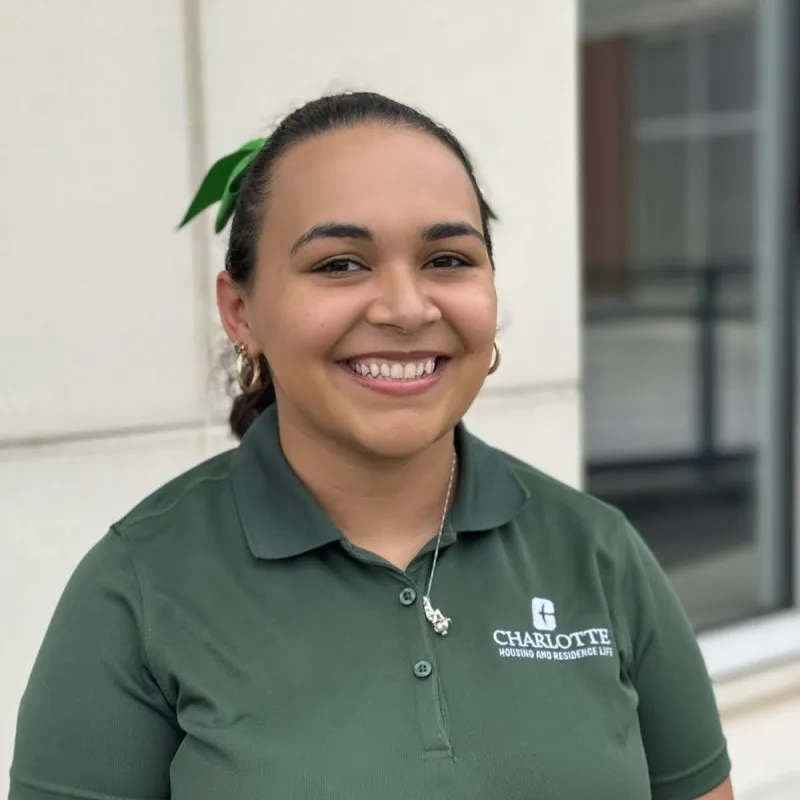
10,406,730,800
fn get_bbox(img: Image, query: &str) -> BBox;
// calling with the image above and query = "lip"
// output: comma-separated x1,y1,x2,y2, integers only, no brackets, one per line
338,357,448,396
342,350,447,361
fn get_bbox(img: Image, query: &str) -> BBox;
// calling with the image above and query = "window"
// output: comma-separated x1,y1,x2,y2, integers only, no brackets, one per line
581,11,795,633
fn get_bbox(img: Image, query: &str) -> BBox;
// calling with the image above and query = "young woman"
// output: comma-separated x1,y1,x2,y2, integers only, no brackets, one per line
10,92,734,800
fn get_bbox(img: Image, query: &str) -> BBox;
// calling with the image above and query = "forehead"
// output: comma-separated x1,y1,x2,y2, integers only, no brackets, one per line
264,125,483,236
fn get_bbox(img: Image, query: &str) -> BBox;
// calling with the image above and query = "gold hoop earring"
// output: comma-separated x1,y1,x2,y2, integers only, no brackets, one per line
488,340,501,375
234,342,262,393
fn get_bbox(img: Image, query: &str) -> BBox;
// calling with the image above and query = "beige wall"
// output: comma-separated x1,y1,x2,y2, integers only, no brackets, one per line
0,0,580,790
1,3,203,440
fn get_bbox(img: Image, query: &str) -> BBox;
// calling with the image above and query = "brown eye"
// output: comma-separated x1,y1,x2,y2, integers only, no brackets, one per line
426,255,470,269
313,258,366,275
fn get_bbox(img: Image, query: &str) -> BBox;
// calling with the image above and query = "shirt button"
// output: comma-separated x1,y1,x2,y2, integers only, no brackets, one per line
399,588,417,606
413,660,433,679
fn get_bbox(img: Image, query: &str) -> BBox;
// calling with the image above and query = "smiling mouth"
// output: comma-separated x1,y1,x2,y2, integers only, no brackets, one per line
346,356,447,381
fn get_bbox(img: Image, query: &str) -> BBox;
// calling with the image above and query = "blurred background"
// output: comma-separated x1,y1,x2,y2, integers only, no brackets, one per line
1,1,798,798
583,0,787,633
581,2,799,796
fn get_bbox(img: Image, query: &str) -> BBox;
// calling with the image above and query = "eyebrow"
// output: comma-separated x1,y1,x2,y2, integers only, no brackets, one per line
421,221,486,247
290,219,486,254
290,222,372,254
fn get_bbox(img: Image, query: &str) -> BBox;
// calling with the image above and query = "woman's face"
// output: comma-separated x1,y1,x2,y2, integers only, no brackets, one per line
219,125,497,459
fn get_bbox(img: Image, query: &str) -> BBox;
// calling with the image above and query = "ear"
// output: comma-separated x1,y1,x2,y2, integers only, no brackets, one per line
216,271,260,354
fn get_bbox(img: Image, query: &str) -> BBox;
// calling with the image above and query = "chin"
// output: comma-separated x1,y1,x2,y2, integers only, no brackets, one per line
347,411,455,460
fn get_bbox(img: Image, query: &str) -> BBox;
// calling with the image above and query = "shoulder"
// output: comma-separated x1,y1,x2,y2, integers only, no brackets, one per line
114,448,237,543
497,446,630,554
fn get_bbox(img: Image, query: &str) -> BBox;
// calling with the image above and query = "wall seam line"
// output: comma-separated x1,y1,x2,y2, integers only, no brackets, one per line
181,0,214,436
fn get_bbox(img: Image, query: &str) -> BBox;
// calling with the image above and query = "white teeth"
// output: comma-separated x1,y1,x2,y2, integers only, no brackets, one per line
349,358,442,381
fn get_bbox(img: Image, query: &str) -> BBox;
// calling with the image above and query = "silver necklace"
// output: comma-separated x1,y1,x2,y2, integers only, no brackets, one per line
422,451,457,636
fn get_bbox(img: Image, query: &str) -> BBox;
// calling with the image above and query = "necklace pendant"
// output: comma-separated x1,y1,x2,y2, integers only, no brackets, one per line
423,596,451,636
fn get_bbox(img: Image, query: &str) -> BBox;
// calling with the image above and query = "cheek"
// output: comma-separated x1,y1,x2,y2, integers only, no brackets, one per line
445,284,498,348
254,287,355,367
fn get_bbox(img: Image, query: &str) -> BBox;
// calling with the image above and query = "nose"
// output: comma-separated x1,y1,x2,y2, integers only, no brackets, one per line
365,263,442,333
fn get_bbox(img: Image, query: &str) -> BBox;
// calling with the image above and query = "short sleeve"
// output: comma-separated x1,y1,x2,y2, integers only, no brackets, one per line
616,514,731,800
9,529,182,800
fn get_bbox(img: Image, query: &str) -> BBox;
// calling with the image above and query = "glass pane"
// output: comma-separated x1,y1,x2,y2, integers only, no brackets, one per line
584,270,762,631
633,35,689,120
707,134,755,264
708,17,756,113
583,314,697,464
632,141,689,268
717,275,757,454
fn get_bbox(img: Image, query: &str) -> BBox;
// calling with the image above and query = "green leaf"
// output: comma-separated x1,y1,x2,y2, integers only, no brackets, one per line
214,146,263,233
178,138,267,230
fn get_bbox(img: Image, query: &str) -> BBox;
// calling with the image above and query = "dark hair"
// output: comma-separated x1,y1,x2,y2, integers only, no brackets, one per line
226,91,496,439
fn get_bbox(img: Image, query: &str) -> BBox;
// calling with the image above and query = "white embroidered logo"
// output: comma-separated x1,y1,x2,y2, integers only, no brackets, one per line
532,598,557,631
492,597,615,661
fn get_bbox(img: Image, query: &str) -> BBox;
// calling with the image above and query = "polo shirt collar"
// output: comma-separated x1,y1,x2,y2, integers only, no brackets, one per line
231,404,529,560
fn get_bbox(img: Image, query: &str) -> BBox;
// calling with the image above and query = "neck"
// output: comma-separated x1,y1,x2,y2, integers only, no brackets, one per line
276,410,456,565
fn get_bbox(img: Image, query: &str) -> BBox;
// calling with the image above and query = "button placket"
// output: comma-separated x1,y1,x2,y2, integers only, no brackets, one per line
344,563,450,757
340,543,451,753
406,585,452,757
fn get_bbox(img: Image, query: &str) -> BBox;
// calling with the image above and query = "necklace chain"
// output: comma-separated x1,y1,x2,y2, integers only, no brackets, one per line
422,450,457,636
